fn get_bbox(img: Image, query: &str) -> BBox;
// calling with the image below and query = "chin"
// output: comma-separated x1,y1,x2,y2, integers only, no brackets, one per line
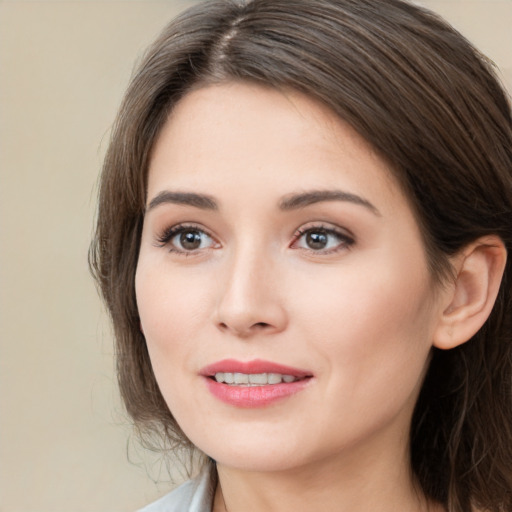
191,429,308,473
210,449,305,473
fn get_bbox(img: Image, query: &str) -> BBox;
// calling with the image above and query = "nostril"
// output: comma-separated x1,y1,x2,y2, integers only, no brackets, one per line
216,320,272,336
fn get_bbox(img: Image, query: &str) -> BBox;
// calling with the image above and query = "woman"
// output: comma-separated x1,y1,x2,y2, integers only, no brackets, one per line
89,0,512,511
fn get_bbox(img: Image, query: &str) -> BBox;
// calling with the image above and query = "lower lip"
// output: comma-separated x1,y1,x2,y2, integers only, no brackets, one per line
204,378,311,408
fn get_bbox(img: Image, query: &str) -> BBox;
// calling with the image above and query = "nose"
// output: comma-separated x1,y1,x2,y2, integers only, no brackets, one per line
213,248,288,338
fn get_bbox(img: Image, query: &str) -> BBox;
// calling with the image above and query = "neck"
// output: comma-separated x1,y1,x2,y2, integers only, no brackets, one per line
212,440,443,512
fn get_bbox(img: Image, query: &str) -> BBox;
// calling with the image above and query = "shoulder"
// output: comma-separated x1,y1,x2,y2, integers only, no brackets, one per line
137,465,215,512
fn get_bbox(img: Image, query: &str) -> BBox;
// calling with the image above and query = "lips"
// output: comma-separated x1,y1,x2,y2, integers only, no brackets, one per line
200,359,313,407
201,359,312,378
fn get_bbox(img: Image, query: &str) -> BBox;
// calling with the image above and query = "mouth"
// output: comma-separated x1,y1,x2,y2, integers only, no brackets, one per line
201,358,312,381
212,371,302,386
200,359,313,407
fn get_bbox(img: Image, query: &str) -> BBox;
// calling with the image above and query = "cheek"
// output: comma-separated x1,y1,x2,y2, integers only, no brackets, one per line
296,253,432,333
135,261,213,418
135,261,210,360
291,251,436,401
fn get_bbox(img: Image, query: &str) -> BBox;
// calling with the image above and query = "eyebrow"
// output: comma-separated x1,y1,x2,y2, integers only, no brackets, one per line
279,190,380,215
147,191,218,212
147,188,380,216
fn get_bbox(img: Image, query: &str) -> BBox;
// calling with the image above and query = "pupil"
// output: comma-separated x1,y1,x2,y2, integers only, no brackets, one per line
180,231,201,250
306,231,328,250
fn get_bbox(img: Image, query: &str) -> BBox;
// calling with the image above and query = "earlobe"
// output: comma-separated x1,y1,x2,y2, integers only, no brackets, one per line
433,236,507,350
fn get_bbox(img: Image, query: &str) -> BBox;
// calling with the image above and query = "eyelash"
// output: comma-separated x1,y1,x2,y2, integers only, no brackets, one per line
155,223,217,255
155,223,355,255
291,224,355,254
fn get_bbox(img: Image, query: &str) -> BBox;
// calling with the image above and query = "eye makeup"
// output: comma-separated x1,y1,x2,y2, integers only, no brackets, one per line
291,223,355,254
155,223,219,254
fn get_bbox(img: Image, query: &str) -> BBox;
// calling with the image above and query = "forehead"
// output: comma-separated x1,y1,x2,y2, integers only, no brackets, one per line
147,82,406,214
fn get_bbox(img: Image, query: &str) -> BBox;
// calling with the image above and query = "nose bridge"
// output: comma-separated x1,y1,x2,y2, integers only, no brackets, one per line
214,239,286,336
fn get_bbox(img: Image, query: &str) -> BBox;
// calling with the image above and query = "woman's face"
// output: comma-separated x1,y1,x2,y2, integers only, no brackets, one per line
136,82,445,473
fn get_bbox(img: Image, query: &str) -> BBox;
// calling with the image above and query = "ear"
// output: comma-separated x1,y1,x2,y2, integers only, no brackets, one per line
433,235,507,350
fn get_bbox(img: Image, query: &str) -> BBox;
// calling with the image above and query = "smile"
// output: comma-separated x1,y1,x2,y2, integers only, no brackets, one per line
214,372,299,385
201,359,313,407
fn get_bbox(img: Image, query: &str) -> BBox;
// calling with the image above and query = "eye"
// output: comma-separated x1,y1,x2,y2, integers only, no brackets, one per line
292,225,354,253
156,224,218,253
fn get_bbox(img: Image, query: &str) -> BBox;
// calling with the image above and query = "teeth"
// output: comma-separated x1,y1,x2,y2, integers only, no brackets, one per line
234,372,249,384
213,372,298,386
249,373,267,384
268,373,282,384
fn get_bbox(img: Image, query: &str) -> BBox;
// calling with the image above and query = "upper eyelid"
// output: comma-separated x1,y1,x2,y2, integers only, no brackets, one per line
293,222,355,239
290,223,356,252
155,223,216,246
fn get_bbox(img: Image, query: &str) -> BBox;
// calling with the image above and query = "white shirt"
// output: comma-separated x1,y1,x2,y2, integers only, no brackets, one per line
138,465,214,512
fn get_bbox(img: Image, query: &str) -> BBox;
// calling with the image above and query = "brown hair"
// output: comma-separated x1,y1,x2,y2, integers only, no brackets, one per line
89,0,512,510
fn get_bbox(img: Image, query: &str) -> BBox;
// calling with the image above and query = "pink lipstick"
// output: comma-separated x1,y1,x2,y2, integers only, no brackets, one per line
200,359,313,408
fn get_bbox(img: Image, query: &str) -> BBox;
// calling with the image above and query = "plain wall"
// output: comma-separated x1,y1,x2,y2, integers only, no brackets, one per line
0,1,510,511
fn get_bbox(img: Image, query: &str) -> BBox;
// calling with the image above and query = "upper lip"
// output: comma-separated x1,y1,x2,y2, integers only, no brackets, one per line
200,359,312,378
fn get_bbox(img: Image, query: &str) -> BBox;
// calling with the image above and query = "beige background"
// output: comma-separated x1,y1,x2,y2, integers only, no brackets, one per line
0,1,510,511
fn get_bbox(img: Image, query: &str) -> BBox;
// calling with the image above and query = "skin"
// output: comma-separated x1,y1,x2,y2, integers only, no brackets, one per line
136,82,452,511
